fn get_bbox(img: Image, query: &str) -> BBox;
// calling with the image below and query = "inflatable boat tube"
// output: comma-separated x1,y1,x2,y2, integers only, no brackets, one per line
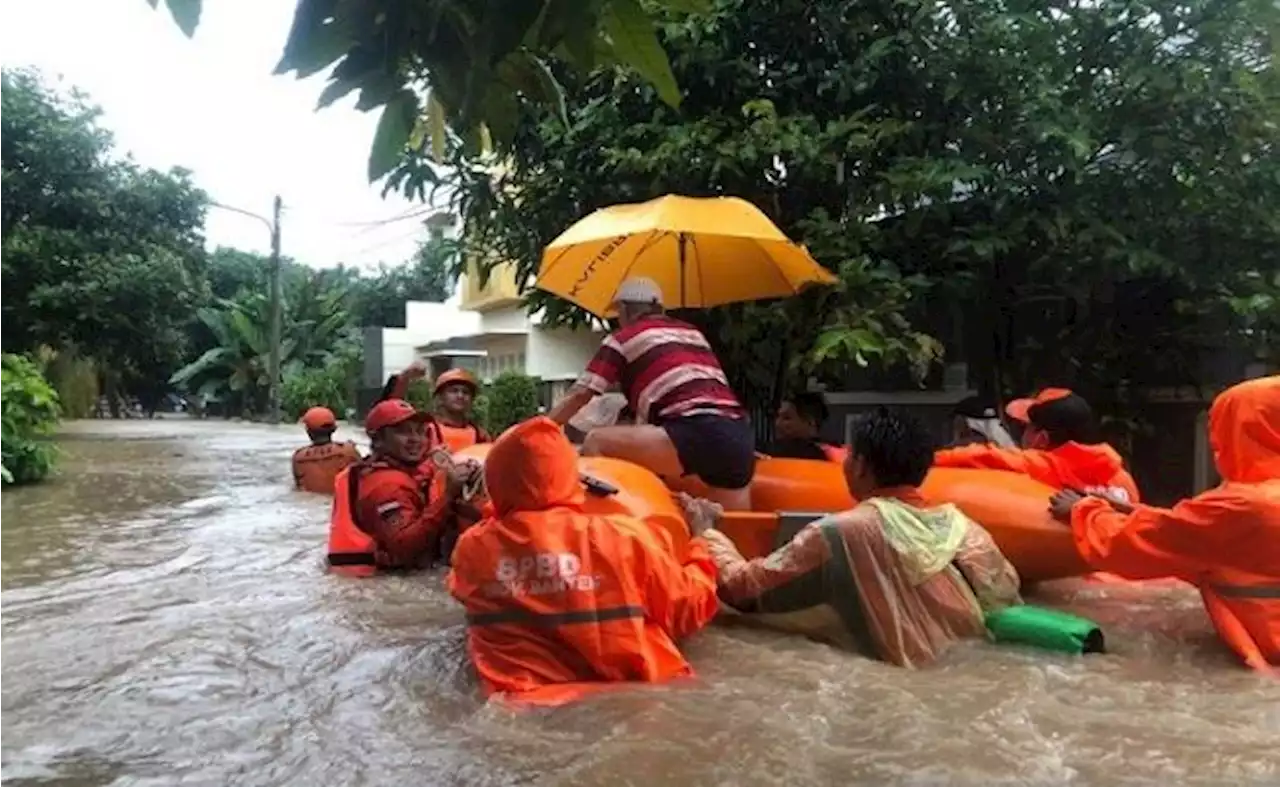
670,457,1089,582
458,446,1086,583
453,444,692,557
985,605,1106,654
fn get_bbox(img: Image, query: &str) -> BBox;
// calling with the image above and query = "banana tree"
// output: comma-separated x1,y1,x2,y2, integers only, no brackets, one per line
170,293,298,417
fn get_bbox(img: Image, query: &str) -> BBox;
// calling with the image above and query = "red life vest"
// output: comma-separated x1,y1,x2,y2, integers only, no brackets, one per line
426,417,488,453
326,466,376,577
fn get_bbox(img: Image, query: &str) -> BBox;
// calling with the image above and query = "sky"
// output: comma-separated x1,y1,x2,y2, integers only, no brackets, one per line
1,0,446,269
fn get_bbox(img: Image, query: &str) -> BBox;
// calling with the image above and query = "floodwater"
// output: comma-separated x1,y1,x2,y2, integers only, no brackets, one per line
2,420,1277,787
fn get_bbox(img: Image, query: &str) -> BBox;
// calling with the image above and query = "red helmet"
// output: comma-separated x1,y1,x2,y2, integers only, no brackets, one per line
365,399,427,434
301,406,337,430
433,368,479,395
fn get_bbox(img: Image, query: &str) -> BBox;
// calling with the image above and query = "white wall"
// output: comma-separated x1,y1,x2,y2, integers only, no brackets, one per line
376,300,481,381
527,326,605,381
378,327,419,383
477,304,530,334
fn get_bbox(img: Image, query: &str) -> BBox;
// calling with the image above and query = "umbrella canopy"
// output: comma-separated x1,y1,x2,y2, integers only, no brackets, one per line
535,194,838,317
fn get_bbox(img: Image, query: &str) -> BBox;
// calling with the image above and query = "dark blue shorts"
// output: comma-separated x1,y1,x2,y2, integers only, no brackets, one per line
661,414,756,490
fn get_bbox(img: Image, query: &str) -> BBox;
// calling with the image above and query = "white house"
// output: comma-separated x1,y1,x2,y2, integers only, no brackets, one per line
414,257,606,404
359,212,604,404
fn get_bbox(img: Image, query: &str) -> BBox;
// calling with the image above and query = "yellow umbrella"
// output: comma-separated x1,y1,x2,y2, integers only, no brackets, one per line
535,194,838,317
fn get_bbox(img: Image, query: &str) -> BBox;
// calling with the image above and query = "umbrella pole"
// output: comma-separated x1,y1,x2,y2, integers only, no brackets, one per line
679,232,687,308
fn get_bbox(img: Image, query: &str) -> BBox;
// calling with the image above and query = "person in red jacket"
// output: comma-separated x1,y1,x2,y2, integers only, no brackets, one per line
448,416,719,706
327,399,477,573
379,362,490,453
1050,375,1279,671
934,387,1140,504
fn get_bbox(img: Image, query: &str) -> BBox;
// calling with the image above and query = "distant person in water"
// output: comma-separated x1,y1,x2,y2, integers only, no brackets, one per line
935,388,1140,504
379,362,491,453
292,406,361,494
765,391,847,462
949,396,1017,448
546,277,756,510
682,407,1022,668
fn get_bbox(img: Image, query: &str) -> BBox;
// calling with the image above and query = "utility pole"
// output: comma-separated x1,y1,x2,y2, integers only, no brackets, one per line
267,195,283,425
209,197,285,423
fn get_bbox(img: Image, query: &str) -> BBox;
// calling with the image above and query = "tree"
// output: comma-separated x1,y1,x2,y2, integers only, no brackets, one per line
171,270,358,417
2,69,211,409
146,0,708,186
346,235,456,327
437,0,1278,409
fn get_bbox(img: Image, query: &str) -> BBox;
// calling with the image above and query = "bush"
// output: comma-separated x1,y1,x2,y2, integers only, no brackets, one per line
39,346,98,419
282,364,352,422
485,372,541,434
2,353,62,485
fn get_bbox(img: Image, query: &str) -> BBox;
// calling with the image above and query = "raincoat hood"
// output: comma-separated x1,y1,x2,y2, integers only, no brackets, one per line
484,416,585,516
866,498,970,586
1209,375,1280,484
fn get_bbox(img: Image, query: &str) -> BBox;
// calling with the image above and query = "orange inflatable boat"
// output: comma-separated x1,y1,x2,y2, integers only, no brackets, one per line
453,444,692,557
453,447,1087,583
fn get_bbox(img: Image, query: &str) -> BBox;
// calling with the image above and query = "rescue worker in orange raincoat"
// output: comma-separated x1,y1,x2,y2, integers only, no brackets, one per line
380,361,490,453
1050,375,1280,672
447,416,719,705
292,406,361,494
935,388,1141,505
326,399,477,574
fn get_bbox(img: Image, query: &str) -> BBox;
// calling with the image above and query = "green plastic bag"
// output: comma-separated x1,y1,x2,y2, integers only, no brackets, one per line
985,605,1106,655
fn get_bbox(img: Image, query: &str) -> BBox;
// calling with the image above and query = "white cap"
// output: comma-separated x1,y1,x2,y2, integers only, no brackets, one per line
612,277,664,307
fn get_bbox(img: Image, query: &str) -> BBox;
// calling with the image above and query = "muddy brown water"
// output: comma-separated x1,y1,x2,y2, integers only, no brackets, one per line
2,419,1277,786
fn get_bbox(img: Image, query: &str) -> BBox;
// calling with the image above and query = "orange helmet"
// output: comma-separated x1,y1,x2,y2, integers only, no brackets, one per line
301,406,337,431
433,368,478,395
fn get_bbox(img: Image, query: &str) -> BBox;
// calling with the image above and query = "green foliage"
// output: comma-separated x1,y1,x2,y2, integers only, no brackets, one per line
402,379,435,415
2,354,61,485
171,270,359,416
38,346,99,419
146,0,703,187
484,372,541,434
282,365,350,421
343,235,457,327
440,0,1279,405
2,68,209,408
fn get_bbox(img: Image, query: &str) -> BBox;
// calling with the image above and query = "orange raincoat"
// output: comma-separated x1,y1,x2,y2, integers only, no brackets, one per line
447,417,719,705
936,440,1140,504
1070,375,1280,671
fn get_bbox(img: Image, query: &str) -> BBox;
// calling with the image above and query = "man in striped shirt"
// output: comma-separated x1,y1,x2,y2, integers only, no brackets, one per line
547,277,757,510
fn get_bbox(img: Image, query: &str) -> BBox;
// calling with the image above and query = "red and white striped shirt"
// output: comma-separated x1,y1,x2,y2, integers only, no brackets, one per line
577,315,745,424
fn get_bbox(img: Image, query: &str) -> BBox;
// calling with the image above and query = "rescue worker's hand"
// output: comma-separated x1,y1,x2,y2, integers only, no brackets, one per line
1048,489,1086,523
676,492,723,535
445,459,482,499
1087,489,1135,514
403,359,429,380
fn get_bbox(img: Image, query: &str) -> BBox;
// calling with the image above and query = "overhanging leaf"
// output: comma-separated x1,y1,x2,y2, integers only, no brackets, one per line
274,0,351,78
164,0,201,37
602,0,681,108
368,91,419,181
427,91,448,164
